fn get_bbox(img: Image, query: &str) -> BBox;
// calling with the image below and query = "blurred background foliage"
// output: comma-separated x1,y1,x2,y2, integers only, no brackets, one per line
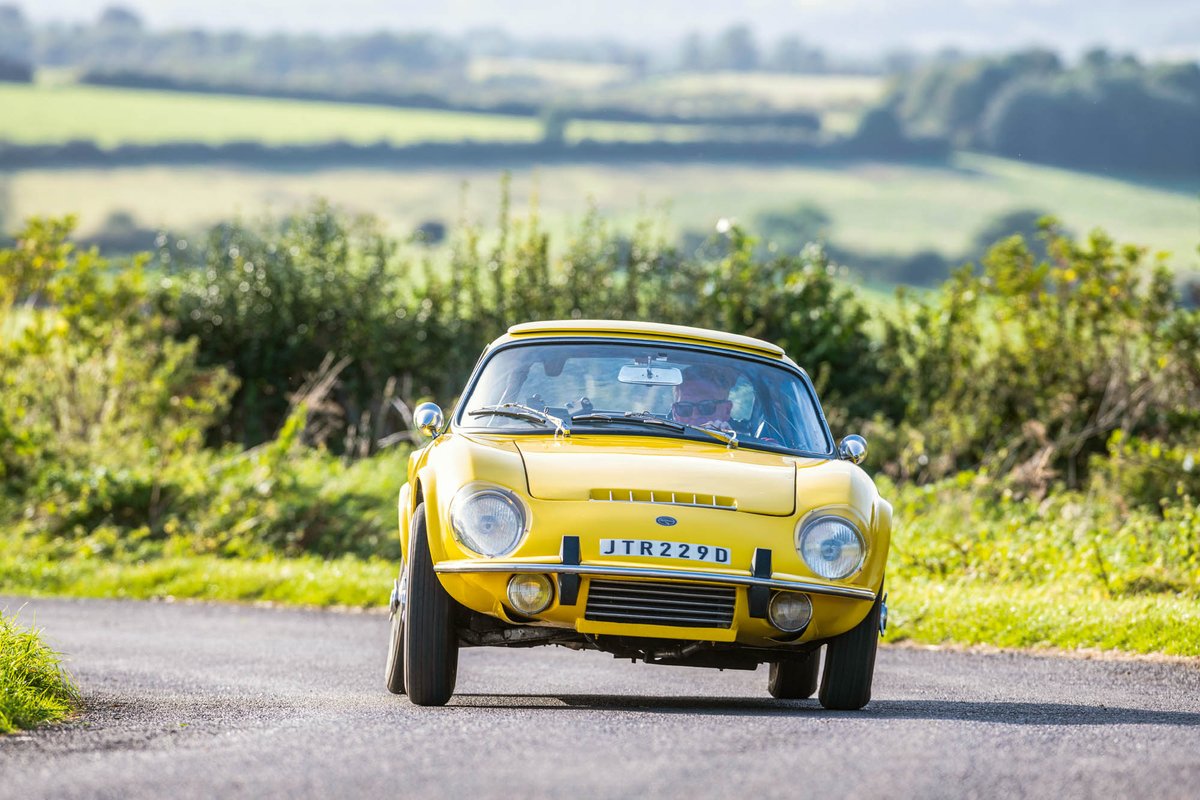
0,3,1198,627
1,198,1198,605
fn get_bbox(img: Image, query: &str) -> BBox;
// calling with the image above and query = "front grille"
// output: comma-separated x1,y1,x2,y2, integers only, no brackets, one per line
585,579,736,628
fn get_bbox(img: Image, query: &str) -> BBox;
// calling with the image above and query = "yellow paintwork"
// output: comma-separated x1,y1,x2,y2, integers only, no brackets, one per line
506,319,787,358
398,321,891,651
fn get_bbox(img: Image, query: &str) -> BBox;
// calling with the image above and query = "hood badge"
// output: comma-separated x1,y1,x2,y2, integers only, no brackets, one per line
655,516,678,527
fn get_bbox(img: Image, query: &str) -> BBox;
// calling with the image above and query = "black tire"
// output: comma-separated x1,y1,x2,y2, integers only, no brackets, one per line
402,503,459,706
767,648,821,699
384,563,406,695
818,587,883,711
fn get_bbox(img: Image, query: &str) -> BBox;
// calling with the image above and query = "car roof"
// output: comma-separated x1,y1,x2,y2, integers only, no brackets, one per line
501,319,786,358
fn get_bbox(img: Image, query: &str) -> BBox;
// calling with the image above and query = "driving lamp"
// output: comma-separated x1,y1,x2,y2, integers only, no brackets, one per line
449,484,529,557
768,591,813,633
507,574,554,615
796,515,866,580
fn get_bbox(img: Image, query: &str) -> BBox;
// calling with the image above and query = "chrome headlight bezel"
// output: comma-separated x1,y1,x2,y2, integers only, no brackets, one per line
449,482,530,558
795,514,867,581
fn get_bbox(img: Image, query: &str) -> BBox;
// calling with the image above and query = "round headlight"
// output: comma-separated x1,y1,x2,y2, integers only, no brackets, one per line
796,515,866,580
450,484,529,558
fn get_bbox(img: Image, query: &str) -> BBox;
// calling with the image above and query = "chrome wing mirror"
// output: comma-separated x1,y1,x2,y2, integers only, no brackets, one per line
413,402,445,439
839,434,867,464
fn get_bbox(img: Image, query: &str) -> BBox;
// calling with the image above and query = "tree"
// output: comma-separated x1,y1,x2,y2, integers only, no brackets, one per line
713,24,759,71
769,35,825,73
97,5,143,30
680,32,706,71
0,3,30,66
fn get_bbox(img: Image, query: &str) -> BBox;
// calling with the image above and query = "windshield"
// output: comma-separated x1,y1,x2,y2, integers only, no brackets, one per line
458,341,832,455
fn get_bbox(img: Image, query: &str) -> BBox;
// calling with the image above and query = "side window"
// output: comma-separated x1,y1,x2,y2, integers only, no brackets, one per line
728,376,755,421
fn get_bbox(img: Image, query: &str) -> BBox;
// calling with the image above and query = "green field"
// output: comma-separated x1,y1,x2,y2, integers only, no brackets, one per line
635,71,885,110
7,153,1198,275
0,82,702,147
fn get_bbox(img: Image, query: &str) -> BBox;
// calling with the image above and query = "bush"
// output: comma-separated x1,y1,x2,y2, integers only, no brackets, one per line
890,475,1200,599
1,218,236,499
17,402,409,562
156,196,883,447
873,221,1200,487
158,203,407,447
1097,431,1200,511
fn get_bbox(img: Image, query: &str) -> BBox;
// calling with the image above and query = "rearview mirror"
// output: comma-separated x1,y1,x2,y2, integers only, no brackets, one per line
618,364,683,386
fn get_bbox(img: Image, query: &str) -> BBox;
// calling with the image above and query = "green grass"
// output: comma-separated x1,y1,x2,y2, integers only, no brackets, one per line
0,610,81,733
3,544,1194,657
0,550,394,607
0,82,703,148
887,578,1200,656
8,154,1196,277
632,72,886,111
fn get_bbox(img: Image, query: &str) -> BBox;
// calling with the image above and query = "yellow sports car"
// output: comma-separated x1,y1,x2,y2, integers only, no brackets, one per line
385,320,891,709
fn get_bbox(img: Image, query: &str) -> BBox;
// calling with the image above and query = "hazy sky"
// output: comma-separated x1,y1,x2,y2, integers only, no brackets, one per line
18,0,1200,58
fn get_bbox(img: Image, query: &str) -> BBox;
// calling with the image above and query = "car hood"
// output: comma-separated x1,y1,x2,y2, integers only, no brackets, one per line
513,436,815,516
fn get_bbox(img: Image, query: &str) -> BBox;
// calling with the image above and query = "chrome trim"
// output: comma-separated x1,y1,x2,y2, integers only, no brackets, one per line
414,402,445,439
434,560,877,601
795,513,867,581
839,434,867,465
592,489,737,511
449,482,531,558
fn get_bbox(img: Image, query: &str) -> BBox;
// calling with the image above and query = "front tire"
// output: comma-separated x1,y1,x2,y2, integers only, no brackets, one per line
767,648,821,699
818,586,883,711
403,503,459,706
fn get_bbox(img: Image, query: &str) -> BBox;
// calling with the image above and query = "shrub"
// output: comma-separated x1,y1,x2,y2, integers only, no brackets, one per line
874,222,1200,487
156,196,882,447
1097,431,1200,511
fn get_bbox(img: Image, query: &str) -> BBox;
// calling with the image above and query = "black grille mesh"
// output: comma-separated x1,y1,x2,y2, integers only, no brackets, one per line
585,579,736,628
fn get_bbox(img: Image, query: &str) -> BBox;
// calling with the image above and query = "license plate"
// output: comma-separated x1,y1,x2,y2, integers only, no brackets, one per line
599,539,731,564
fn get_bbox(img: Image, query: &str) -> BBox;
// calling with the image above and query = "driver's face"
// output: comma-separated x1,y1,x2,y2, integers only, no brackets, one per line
672,379,732,426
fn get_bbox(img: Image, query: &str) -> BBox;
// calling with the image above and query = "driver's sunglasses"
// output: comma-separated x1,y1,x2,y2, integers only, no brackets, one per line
672,399,731,417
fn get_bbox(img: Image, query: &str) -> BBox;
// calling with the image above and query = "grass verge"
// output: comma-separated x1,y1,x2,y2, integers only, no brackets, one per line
887,578,1200,657
0,550,394,608
0,610,81,734
3,546,1197,658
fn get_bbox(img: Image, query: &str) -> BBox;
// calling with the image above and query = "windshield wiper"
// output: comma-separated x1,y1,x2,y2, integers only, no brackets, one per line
572,411,685,432
689,425,738,449
468,403,569,436
572,412,737,448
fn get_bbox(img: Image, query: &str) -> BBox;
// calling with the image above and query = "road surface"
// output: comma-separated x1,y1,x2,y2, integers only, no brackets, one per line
2,596,1199,799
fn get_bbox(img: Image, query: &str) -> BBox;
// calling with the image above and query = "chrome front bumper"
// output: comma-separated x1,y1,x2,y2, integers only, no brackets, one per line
433,559,876,602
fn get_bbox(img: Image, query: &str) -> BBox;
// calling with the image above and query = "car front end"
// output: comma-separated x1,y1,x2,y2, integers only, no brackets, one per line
388,320,891,707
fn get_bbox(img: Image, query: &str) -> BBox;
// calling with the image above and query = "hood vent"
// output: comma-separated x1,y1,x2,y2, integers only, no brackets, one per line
590,488,737,511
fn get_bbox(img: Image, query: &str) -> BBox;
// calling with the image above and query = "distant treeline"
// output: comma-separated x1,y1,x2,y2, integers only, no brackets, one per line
78,69,821,129
0,55,30,82
0,4,876,95
886,48,1200,174
0,133,947,171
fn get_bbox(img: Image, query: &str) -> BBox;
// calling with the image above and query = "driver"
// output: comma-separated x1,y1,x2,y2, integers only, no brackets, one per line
670,365,734,429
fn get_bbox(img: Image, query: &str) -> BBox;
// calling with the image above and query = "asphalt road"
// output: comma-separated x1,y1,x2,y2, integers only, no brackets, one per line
2,596,1199,800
